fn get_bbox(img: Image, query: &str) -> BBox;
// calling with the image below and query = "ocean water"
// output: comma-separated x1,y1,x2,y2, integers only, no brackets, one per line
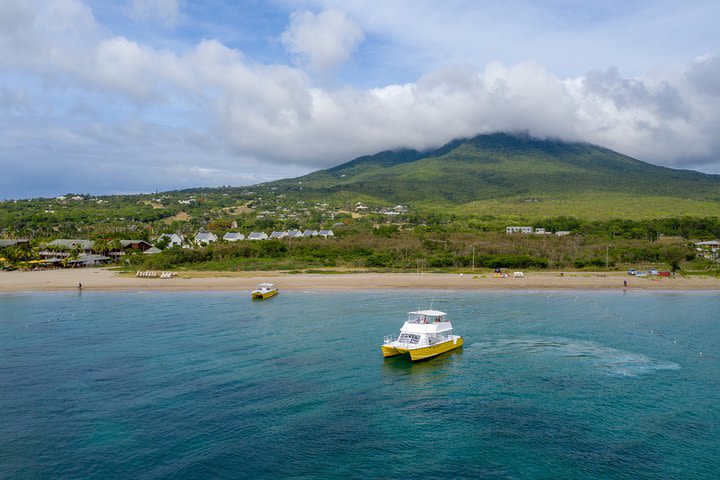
1,290,718,479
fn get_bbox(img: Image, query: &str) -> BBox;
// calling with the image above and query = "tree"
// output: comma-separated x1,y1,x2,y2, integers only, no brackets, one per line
660,245,685,272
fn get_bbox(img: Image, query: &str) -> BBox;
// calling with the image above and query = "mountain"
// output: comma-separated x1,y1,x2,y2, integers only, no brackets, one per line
268,133,720,219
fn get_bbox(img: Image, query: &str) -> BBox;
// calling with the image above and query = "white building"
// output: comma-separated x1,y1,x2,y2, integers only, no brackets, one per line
286,230,304,238
270,231,287,239
318,229,334,238
157,233,184,247
555,231,571,236
506,226,533,234
194,232,218,244
223,232,245,242
247,232,268,240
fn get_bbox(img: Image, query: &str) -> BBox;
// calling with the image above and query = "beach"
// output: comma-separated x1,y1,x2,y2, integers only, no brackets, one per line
1,268,719,292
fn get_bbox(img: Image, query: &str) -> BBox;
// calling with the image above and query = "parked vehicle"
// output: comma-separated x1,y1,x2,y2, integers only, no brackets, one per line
627,269,636,275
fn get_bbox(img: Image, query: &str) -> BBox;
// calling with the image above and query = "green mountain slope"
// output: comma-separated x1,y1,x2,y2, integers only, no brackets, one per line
268,133,720,218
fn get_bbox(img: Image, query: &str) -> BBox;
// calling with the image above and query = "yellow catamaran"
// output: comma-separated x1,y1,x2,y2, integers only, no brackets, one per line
381,309,463,361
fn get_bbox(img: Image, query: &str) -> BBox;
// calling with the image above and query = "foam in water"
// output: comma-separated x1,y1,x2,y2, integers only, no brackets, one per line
476,336,681,377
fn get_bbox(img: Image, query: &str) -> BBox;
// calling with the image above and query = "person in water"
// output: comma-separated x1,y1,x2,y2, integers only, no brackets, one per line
78,282,82,290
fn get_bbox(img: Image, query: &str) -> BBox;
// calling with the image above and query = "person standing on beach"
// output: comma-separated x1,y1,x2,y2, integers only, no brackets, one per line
78,282,82,291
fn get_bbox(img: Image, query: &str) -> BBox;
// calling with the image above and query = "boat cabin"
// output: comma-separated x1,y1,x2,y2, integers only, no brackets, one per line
391,310,454,348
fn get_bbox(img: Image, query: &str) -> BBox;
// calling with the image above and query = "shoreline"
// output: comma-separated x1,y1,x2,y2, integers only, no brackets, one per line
1,268,719,292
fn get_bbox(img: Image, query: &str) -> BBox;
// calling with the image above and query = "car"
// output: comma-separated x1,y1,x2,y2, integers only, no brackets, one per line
627,269,636,275
649,268,659,275
636,271,647,277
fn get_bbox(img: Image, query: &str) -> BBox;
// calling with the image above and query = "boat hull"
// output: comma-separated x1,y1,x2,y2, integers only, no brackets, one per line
251,289,278,300
381,345,402,357
408,337,463,361
381,337,463,361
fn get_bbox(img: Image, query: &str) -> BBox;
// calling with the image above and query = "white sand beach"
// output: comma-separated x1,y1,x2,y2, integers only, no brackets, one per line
1,268,718,292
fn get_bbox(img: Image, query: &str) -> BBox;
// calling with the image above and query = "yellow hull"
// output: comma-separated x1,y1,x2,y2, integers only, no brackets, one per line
381,345,402,357
381,337,463,361
252,289,278,300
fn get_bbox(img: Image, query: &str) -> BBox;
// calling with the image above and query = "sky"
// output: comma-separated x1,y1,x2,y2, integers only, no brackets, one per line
0,0,719,198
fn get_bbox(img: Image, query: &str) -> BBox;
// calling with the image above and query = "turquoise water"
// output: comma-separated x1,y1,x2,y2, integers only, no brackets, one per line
1,290,718,479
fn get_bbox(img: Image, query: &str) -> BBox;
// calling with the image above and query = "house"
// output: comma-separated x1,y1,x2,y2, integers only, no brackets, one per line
302,229,319,237
39,239,95,259
286,230,304,238
318,229,334,238
555,231,571,236
119,240,153,252
270,231,287,239
194,232,218,244
506,226,533,234
144,247,162,255
157,233,184,247
247,232,268,240
695,240,720,260
534,228,551,235
223,232,245,242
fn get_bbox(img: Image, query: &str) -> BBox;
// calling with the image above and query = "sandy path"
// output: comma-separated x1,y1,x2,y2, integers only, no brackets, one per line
0,268,718,292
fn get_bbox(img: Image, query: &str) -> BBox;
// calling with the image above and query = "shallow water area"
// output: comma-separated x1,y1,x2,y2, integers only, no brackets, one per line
1,290,718,479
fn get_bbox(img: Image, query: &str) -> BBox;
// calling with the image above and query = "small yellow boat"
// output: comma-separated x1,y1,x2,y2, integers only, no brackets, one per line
381,309,463,361
251,283,278,300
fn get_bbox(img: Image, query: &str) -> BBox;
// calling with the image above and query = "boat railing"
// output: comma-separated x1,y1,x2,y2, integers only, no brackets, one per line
383,334,396,344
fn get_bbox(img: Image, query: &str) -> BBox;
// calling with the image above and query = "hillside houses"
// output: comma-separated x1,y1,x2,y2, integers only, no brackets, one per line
506,226,572,236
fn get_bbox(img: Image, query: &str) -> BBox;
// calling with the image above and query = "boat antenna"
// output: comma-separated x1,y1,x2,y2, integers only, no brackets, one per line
429,297,435,309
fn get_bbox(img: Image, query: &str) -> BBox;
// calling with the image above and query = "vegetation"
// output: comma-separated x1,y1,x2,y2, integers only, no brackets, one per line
1,133,719,273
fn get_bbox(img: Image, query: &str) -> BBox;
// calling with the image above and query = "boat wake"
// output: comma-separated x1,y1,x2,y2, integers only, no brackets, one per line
475,336,681,377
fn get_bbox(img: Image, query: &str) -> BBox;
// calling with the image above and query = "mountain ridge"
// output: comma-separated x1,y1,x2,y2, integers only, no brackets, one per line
267,132,720,211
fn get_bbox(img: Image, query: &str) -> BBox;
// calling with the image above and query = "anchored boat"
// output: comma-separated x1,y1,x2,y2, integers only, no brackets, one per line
381,309,463,361
251,283,278,300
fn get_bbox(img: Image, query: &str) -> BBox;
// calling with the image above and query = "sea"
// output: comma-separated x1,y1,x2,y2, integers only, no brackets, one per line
1,290,718,479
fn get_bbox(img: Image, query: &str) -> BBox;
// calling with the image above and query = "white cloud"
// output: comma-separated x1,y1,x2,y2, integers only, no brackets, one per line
280,9,364,72
0,0,719,197
129,0,179,25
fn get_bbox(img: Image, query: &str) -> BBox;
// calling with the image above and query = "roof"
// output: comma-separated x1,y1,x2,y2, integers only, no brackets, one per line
144,247,162,254
256,283,276,288
408,309,447,316
46,239,94,249
224,232,244,239
119,240,151,247
248,231,267,238
195,232,216,240
0,239,29,247
286,230,303,237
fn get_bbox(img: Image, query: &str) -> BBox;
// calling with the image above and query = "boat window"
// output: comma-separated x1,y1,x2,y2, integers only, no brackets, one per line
398,333,420,344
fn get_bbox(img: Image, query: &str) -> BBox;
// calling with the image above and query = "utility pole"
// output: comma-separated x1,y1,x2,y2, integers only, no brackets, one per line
606,244,610,269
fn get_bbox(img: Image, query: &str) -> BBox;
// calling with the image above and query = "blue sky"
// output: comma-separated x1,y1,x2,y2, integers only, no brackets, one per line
0,0,719,198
